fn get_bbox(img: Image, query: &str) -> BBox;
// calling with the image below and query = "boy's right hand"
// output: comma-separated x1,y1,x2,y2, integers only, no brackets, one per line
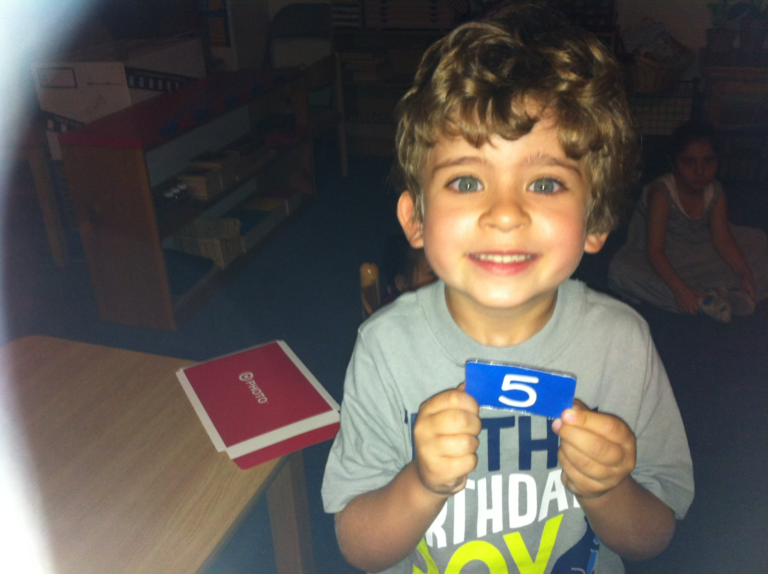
413,383,481,496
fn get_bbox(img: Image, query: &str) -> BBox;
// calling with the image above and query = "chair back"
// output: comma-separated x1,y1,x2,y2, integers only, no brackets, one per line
360,263,381,319
270,3,331,40
268,3,347,177
269,3,332,68
305,53,336,91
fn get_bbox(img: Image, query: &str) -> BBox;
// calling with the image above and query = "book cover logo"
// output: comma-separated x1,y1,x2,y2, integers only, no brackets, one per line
240,371,268,404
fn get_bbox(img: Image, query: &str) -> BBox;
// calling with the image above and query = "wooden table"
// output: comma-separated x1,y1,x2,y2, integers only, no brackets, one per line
1,336,316,574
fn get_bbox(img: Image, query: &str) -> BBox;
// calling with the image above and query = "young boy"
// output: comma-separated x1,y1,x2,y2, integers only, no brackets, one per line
322,3,694,573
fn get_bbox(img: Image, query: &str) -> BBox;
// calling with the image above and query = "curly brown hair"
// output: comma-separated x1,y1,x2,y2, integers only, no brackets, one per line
395,1,639,233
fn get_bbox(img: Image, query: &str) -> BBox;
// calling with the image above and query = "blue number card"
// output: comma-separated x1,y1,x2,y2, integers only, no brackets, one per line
465,360,576,419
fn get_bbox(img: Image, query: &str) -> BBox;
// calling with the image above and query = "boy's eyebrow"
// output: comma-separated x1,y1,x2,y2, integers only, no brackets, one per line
430,156,483,175
431,154,583,177
525,153,583,176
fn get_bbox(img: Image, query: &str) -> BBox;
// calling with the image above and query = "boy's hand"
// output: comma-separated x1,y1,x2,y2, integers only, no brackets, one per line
552,400,636,500
414,383,481,496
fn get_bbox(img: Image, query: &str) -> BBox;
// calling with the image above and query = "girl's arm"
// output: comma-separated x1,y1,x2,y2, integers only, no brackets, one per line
645,187,706,314
710,193,756,298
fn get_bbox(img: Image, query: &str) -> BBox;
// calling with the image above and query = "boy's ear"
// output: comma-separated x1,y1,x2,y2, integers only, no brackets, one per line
397,191,424,248
584,232,608,254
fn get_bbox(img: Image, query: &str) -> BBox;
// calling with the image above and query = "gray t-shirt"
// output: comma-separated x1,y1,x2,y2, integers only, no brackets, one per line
322,279,694,573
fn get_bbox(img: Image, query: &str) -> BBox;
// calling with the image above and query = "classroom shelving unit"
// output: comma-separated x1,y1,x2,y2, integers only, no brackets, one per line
60,68,314,330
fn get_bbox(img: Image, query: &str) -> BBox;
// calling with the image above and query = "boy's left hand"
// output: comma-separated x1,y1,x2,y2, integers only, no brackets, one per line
552,400,636,500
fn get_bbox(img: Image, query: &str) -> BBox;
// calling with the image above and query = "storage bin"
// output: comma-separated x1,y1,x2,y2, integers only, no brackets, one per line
171,217,244,268
177,166,226,201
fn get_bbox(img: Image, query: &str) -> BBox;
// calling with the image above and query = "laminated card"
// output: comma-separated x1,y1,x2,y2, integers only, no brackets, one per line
177,340,340,469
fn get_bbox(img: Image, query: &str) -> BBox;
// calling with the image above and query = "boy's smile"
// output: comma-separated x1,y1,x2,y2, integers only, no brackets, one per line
398,115,607,346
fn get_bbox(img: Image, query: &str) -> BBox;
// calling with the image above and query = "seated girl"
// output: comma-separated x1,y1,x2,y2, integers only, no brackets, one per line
609,121,768,321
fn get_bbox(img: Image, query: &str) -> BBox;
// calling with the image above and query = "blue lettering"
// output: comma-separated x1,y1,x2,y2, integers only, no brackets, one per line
518,417,559,470
481,417,517,472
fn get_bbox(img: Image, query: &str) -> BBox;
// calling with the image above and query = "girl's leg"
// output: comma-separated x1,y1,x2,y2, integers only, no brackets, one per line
608,246,681,313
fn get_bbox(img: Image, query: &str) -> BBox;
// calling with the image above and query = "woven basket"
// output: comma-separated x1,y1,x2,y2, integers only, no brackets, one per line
171,218,244,268
626,50,695,94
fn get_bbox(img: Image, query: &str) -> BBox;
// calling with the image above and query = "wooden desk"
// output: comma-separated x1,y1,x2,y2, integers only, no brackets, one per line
1,336,315,574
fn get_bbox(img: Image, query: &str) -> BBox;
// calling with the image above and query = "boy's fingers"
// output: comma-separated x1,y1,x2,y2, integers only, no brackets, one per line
422,388,479,416
416,405,482,444
558,436,625,475
552,399,588,432
417,454,477,495
430,408,482,435
559,456,613,498
561,407,632,443
558,425,636,477
435,434,480,457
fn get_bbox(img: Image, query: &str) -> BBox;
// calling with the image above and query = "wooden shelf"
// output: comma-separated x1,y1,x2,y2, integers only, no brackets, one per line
153,140,308,240
60,69,314,330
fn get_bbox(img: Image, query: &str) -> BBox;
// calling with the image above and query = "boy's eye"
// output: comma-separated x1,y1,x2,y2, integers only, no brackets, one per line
529,178,563,194
449,176,483,193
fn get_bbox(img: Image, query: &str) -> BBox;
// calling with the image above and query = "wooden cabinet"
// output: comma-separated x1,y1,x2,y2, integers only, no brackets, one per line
60,69,313,330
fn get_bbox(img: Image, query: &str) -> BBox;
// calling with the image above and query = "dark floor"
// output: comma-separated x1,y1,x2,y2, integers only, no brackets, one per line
3,143,767,573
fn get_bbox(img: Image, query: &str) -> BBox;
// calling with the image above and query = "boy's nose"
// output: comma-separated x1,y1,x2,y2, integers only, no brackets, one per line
480,193,530,231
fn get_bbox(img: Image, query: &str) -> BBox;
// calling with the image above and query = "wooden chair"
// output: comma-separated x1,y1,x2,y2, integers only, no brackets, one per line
360,263,381,320
268,3,348,176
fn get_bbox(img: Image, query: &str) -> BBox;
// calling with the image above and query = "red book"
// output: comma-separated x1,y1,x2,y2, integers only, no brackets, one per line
177,340,340,469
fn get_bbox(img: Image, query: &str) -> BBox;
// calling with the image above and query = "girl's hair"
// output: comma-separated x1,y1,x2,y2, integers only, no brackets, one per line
395,1,639,233
668,121,721,162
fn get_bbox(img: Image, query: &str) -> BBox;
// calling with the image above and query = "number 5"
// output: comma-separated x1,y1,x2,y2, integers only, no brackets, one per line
499,374,538,408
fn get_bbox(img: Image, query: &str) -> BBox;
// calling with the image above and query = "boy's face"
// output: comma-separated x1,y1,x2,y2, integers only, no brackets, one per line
398,115,607,342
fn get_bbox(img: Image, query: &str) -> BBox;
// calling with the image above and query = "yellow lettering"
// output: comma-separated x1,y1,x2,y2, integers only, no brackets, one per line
413,538,440,574
445,540,509,574
503,514,564,574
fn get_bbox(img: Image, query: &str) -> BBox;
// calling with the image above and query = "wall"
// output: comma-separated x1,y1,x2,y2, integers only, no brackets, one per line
268,1,713,51
265,0,714,71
